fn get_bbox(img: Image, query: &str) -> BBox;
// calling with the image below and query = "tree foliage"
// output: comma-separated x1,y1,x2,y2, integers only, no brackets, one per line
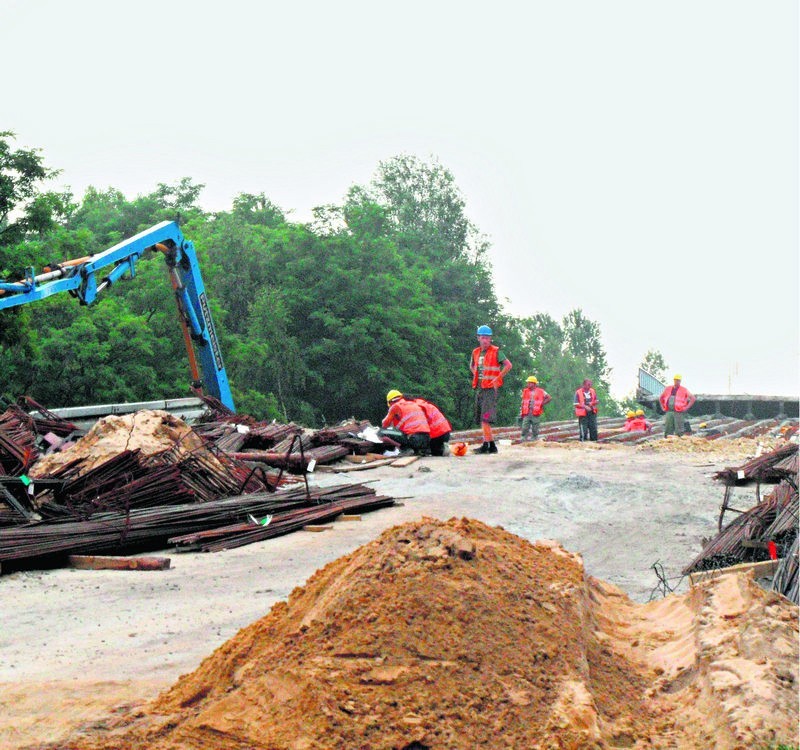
0,142,624,428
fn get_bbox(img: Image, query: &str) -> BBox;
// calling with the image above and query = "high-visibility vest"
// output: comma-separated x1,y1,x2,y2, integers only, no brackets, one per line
574,388,597,417
472,345,504,389
521,386,548,417
414,399,452,439
382,400,430,434
625,417,651,432
659,385,693,413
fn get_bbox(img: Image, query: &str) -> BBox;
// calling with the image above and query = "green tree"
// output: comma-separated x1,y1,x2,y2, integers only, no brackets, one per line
0,131,60,247
641,349,668,382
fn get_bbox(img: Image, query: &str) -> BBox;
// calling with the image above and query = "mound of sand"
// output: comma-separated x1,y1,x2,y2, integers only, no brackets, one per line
63,518,798,750
30,410,209,478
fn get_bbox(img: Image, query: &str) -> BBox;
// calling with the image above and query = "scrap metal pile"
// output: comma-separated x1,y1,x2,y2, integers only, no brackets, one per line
0,398,396,570
683,443,799,603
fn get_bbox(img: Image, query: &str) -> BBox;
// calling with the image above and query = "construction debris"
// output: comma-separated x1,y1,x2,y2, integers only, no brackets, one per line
683,443,799,603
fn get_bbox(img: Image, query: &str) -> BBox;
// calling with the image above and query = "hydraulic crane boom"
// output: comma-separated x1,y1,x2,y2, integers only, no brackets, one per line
0,221,235,411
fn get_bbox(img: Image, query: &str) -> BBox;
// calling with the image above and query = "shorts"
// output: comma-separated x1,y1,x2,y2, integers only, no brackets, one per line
474,388,498,425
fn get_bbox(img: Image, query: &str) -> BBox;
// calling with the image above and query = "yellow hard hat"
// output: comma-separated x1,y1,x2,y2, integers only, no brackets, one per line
673,373,682,381
386,389,403,404
526,376,538,384
626,411,636,418
635,409,644,417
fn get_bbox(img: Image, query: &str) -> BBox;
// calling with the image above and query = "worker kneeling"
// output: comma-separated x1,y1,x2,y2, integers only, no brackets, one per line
380,390,431,455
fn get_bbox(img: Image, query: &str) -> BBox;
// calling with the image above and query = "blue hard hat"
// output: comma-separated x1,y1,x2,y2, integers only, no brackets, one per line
476,325,493,336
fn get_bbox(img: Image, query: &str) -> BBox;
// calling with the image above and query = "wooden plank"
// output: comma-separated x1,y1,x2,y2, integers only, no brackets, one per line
68,555,171,571
323,458,397,473
390,455,419,468
343,453,389,464
336,514,362,522
303,524,333,532
689,558,781,586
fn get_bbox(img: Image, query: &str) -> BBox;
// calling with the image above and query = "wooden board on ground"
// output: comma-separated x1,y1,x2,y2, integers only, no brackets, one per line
336,514,361,522
303,525,333,532
344,453,389,464
68,555,171,571
688,558,781,586
390,455,420,468
321,458,398,472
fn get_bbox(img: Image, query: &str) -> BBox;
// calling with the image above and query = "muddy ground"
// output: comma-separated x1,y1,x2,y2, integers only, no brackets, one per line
0,441,779,748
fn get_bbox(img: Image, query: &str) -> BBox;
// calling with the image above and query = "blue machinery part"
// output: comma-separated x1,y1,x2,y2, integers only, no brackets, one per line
0,221,235,412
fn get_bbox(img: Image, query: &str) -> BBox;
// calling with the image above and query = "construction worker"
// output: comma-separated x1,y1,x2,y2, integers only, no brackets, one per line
625,409,653,432
519,376,551,440
413,397,452,456
380,390,431,455
574,379,599,441
659,374,696,437
624,410,636,428
470,325,512,454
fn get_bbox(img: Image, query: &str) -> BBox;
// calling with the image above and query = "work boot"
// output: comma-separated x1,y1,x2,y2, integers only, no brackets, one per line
487,441,498,454
473,442,490,454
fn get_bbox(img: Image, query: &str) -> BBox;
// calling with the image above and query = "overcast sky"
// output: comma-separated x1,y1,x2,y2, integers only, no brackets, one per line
3,0,797,399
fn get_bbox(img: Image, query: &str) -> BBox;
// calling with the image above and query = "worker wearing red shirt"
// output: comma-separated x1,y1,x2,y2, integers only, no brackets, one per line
659,375,696,436
381,390,431,455
519,376,551,441
470,325,512,454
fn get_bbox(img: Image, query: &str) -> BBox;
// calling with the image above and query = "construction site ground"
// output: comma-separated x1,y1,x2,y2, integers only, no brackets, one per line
1,439,797,749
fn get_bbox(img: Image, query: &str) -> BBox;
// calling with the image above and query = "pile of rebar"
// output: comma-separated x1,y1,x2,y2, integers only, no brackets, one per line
34,444,269,521
0,482,392,565
713,443,798,485
0,406,40,474
170,484,393,552
19,396,79,437
772,536,799,604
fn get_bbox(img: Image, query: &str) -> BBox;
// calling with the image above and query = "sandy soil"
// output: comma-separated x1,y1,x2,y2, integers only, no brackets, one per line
0,441,794,748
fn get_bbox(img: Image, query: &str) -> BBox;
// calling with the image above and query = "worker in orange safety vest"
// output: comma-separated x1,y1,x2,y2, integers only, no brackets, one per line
519,376,551,441
380,390,431,455
470,325,512,454
412,397,452,456
574,379,599,441
625,409,652,432
659,374,696,437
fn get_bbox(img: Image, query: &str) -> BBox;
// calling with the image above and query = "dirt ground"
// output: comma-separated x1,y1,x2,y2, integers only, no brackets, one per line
0,440,795,749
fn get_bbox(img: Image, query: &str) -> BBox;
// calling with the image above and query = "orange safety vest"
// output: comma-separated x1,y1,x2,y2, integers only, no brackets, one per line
625,417,651,432
472,345,504,389
521,386,548,417
382,400,430,434
574,387,597,417
414,399,452,439
659,385,693,413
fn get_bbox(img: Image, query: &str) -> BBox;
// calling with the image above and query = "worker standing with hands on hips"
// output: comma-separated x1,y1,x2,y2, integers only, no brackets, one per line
519,376,551,441
659,374,696,437
574,379,599,441
380,390,431,455
470,325,512,454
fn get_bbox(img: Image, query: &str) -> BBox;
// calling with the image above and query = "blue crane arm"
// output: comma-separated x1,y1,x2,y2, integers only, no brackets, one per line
0,221,235,412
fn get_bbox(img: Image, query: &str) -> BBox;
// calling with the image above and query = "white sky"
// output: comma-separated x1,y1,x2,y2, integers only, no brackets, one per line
2,0,798,399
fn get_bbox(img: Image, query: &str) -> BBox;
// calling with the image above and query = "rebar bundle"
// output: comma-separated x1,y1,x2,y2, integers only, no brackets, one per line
683,492,795,574
714,443,798,485
0,482,392,564
772,535,799,604
0,406,40,474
